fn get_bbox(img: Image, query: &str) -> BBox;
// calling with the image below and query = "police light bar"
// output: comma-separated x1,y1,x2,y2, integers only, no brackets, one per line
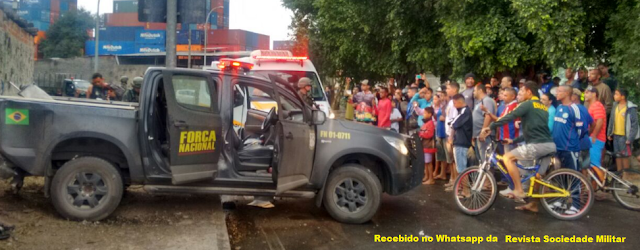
253,55,308,60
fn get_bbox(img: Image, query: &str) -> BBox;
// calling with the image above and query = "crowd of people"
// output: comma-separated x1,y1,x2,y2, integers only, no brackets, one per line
344,64,639,213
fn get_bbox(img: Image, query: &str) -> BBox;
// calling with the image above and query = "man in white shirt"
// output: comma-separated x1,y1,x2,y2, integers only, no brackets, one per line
444,81,460,189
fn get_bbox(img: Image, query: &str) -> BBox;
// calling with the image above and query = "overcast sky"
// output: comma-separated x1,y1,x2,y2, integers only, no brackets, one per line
78,0,293,41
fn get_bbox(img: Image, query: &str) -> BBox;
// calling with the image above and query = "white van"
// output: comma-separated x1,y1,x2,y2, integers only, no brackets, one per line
212,50,334,130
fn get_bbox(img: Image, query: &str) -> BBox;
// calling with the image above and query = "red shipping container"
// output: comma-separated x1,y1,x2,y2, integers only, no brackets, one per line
208,44,244,52
227,30,246,46
206,29,228,44
51,0,60,13
257,35,270,50
144,22,182,30
50,11,60,24
106,13,145,27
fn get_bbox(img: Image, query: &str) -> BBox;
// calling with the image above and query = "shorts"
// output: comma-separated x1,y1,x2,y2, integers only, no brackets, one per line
445,141,454,164
579,150,591,170
511,142,556,174
435,138,447,162
557,151,579,171
453,146,469,173
613,135,633,158
511,142,557,161
424,153,433,164
589,139,605,168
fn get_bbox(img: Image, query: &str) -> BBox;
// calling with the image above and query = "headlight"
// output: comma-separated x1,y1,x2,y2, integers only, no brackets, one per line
328,111,336,119
384,136,409,155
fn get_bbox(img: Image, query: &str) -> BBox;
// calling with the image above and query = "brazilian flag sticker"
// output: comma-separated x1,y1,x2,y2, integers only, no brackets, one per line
6,108,29,125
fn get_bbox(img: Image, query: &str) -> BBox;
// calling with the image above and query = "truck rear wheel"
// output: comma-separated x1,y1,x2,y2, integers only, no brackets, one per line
50,157,123,221
323,164,382,224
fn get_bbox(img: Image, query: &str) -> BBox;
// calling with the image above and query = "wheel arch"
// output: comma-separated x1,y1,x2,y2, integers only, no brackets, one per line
44,132,137,178
314,151,395,207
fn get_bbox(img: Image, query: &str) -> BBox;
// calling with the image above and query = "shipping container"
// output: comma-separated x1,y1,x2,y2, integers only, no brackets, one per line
99,27,141,42
135,44,165,53
257,35,270,50
245,32,258,47
144,22,182,30
85,41,136,56
31,21,50,31
177,30,204,45
206,44,244,52
206,29,247,46
60,2,68,12
49,11,59,23
177,44,203,52
51,0,59,13
114,0,138,13
19,0,51,10
135,29,165,44
106,13,145,27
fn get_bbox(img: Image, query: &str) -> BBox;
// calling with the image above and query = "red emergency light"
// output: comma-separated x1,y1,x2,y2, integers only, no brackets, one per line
218,59,254,71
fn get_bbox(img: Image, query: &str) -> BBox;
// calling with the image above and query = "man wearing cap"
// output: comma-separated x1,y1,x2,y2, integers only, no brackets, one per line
461,73,476,110
297,77,314,107
122,77,143,102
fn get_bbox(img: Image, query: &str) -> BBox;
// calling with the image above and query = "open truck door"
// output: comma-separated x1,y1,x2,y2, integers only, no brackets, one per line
163,70,222,185
269,75,316,194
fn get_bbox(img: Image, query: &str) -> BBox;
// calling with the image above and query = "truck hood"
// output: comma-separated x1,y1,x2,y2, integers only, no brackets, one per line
335,119,401,138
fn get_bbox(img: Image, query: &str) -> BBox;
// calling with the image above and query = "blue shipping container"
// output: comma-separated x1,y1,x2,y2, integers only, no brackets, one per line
85,41,136,56
31,21,50,31
246,32,258,47
135,30,166,44
19,0,51,11
99,27,141,42
176,30,203,45
60,2,68,12
135,44,166,53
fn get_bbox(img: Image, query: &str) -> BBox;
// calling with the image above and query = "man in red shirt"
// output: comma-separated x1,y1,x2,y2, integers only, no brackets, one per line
585,86,607,174
377,88,393,129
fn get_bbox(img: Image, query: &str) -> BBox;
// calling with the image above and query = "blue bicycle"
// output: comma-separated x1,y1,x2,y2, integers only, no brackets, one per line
453,139,594,220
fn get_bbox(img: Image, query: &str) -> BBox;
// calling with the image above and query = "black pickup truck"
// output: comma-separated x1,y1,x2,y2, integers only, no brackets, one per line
0,68,423,224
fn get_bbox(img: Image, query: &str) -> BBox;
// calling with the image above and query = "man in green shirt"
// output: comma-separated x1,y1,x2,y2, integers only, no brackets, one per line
598,63,618,93
480,81,556,211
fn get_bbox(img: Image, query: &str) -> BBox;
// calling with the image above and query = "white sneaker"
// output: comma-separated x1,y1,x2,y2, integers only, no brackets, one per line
499,187,513,197
548,201,567,210
564,206,580,215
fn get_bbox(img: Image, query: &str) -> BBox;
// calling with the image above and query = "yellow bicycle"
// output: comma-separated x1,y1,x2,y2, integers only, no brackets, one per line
454,139,594,220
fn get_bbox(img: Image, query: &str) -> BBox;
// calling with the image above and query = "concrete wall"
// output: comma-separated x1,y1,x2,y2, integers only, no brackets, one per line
0,8,35,96
34,57,152,89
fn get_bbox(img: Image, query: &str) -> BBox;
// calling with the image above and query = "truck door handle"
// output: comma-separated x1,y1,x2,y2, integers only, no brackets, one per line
285,132,293,140
173,120,188,129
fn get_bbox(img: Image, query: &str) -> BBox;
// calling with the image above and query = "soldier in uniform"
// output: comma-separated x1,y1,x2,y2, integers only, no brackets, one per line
122,77,143,102
297,77,314,107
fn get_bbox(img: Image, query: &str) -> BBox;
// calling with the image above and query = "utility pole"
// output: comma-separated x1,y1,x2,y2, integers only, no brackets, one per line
188,28,192,68
166,0,177,68
93,0,101,73
203,6,223,68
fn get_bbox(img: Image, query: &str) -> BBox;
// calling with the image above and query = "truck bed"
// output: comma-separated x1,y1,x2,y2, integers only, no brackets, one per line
0,95,141,176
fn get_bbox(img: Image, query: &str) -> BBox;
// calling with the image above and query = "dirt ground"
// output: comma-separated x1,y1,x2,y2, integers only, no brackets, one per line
0,177,230,250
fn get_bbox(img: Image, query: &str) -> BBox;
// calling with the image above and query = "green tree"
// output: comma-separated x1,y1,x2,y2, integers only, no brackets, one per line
40,9,94,58
608,0,640,100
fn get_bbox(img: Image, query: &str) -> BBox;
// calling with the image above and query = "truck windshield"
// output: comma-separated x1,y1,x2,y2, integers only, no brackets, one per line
248,71,326,101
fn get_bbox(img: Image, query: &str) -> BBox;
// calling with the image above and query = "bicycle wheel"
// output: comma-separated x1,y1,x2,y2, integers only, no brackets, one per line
612,169,640,211
539,169,594,220
453,167,497,216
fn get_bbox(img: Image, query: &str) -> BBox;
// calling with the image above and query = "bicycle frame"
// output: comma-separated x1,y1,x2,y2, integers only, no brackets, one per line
587,165,633,192
474,141,569,198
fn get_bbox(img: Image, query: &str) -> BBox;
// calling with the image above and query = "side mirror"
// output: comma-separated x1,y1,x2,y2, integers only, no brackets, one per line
312,110,326,125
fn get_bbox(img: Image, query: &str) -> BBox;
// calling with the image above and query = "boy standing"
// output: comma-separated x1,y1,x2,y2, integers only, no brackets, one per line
444,82,460,188
607,89,639,179
419,107,437,185
450,94,473,179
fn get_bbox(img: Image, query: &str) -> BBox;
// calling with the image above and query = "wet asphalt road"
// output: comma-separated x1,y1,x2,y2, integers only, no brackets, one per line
225,179,640,250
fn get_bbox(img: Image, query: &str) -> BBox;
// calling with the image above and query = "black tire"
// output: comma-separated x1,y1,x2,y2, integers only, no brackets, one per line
50,157,123,221
612,169,640,211
539,168,594,220
323,164,382,224
453,167,497,216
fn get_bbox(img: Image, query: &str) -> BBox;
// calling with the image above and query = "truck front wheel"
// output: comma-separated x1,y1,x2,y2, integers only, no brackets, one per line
50,157,123,221
323,164,382,224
